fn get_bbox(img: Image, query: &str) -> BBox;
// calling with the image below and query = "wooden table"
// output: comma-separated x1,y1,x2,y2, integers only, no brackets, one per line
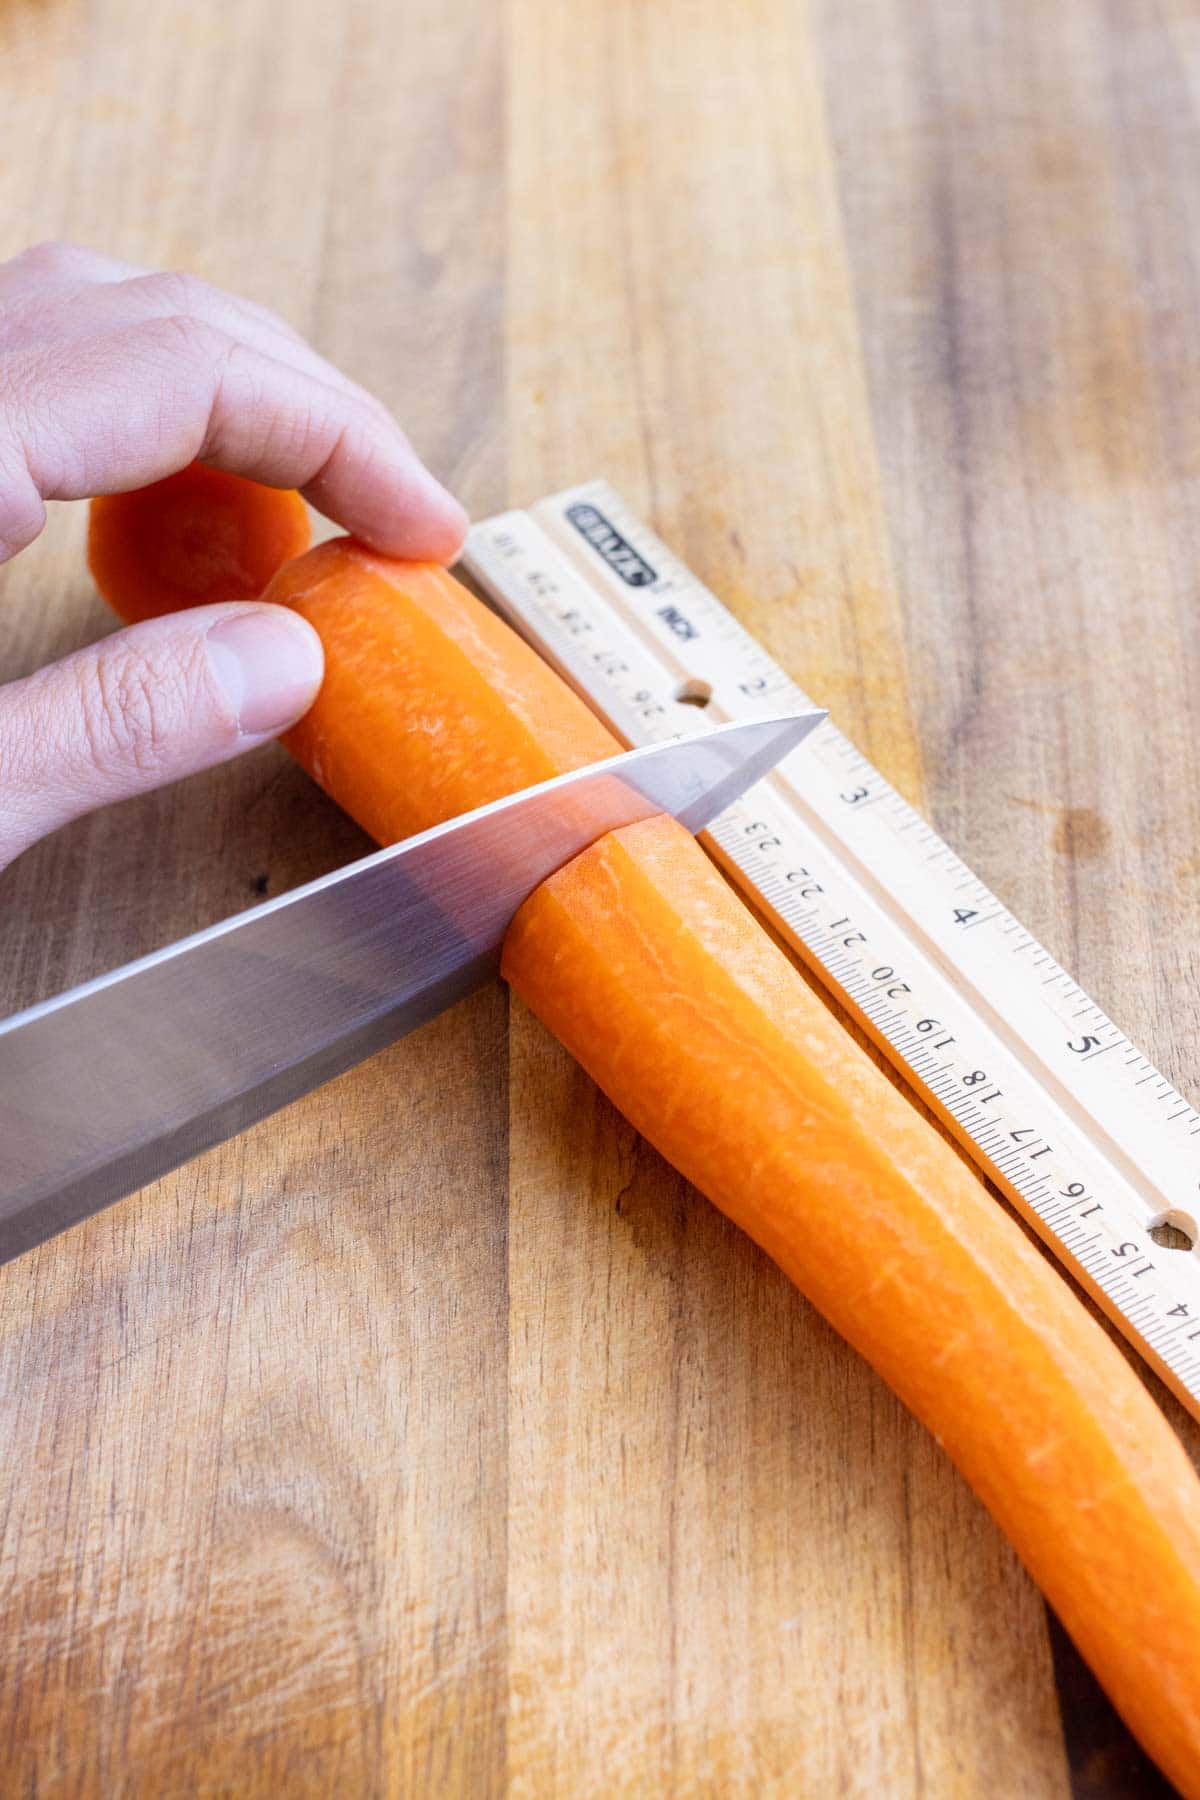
1,1,1197,1792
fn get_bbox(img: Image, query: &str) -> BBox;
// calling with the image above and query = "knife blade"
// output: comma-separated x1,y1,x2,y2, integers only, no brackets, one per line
0,710,824,1264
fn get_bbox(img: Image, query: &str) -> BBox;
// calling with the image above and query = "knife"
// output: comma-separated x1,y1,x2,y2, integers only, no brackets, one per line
0,710,824,1264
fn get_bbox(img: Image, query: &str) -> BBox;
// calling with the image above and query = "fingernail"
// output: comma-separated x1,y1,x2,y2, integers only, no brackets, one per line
205,607,324,736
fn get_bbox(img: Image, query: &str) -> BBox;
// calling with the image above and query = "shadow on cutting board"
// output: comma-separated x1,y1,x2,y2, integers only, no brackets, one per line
1049,1609,1180,1798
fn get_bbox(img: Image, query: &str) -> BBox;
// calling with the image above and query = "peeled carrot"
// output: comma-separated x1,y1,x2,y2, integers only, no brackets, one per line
275,541,616,843
506,819,1200,1796
88,463,311,625
89,506,1200,1796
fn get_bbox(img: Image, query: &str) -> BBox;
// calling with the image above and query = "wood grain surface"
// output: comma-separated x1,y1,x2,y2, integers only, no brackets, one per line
0,0,1196,1793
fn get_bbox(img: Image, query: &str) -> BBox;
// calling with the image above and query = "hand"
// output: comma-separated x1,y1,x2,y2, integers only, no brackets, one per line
0,240,469,870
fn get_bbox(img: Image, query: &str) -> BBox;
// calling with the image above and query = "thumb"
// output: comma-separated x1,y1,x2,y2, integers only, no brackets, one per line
0,602,324,868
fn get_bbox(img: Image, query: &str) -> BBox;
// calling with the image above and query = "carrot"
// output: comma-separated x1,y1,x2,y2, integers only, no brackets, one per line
90,512,1200,1796
505,818,1200,1797
87,463,311,625
274,540,617,843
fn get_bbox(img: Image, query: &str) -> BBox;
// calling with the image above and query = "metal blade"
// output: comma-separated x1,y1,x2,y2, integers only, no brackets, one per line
0,709,823,1263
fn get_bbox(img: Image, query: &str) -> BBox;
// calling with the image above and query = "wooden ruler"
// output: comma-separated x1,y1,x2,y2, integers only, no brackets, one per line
463,481,1200,1420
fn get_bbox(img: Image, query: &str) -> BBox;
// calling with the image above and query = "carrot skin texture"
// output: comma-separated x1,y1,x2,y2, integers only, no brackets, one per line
503,818,1200,1798
269,540,617,843
88,464,311,625
95,524,1200,1794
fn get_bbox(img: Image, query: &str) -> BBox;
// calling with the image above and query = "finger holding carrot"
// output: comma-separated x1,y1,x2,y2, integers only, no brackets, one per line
0,240,467,871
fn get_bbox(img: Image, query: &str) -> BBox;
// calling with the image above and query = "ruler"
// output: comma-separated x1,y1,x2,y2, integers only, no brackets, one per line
462,481,1200,1421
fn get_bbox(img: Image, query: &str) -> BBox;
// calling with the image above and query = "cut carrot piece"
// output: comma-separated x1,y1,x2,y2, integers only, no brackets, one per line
87,463,311,625
94,519,1200,1796
269,539,617,844
504,816,1200,1799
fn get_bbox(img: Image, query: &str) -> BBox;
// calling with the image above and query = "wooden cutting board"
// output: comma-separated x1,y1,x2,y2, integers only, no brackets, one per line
1,0,1197,1792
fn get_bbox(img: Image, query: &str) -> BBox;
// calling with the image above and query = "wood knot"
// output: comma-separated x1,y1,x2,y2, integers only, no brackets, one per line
1051,808,1110,860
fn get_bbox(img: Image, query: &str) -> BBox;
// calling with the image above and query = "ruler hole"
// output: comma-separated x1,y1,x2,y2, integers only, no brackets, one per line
675,679,712,709
1149,1211,1197,1252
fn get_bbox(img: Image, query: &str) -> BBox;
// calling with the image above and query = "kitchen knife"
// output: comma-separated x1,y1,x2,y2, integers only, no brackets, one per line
0,710,824,1264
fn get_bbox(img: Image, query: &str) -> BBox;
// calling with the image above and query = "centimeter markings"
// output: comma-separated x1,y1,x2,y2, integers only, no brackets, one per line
462,480,1200,1418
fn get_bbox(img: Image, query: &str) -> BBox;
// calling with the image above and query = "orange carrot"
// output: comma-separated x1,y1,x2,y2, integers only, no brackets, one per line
260,544,1200,1797
87,463,311,625
90,510,1200,1796
273,539,617,843
505,817,1200,1797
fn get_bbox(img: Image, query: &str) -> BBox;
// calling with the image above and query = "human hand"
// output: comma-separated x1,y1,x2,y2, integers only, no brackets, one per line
0,240,469,870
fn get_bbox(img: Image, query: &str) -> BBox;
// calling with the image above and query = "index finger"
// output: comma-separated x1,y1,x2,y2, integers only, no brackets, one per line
5,317,468,563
